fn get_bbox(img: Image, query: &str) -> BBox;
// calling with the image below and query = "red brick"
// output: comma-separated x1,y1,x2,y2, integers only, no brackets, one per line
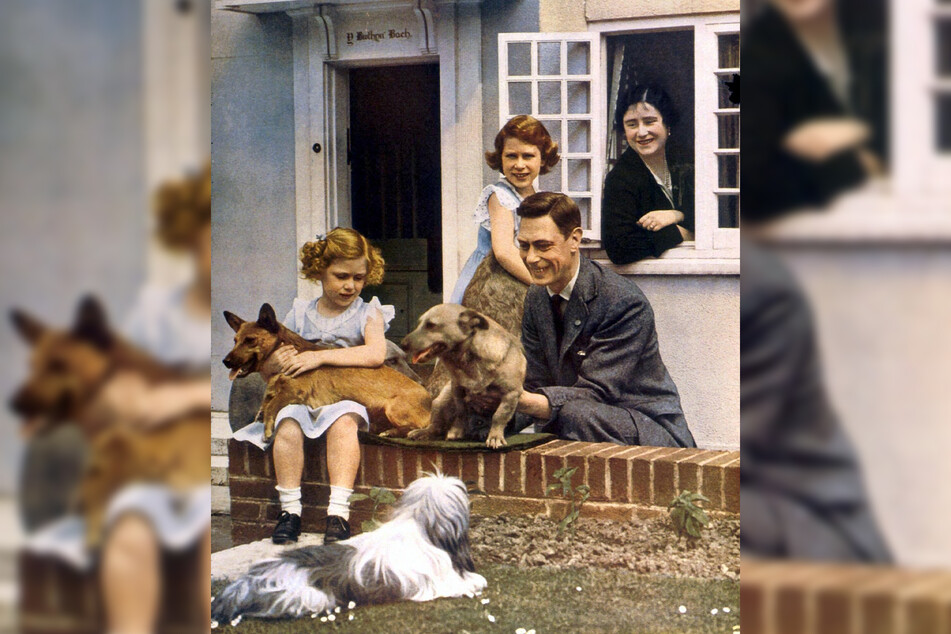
524,451,544,498
232,520,271,545
440,452,461,479
380,445,403,488
483,453,502,495
677,450,724,496
228,439,249,476
652,448,695,508
301,482,330,503
263,502,281,521
460,453,481,489
402,449,422,485
630,447,679,505
418,451,443,477
525,439,575,456
301,505,327,527
361,444,383,487
584,445,618,502
605,447,644,503
700,452,739,510
230,475,278,500
740,582,766,634
231,500,263,521
502,452,524,496
724,460,740,513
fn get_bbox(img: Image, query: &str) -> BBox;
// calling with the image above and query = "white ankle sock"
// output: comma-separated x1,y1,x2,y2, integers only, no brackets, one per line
327,485,353,521
276,485,302,517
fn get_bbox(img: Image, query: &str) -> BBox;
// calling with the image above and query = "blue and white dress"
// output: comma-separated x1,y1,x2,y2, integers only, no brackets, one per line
232,293,396,451
26,284,212,570
449,179,524,304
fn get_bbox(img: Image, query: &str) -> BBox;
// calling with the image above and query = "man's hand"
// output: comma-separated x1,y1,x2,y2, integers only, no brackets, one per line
516,391,551,420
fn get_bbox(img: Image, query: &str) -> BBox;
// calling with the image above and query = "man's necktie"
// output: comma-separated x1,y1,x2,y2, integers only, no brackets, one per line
551,294,566,347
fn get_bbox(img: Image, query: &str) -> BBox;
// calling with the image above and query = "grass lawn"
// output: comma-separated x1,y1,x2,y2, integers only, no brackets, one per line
212,564,739,633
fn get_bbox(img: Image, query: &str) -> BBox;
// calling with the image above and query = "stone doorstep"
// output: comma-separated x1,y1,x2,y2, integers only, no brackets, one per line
740,559,951,634
211,534,326,584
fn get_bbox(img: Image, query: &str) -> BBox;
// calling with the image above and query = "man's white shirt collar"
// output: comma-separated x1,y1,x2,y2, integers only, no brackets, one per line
547,258,581,302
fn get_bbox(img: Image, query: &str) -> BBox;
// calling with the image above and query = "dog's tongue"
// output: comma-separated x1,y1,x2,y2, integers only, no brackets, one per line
412,348,431,364
228,367,240,381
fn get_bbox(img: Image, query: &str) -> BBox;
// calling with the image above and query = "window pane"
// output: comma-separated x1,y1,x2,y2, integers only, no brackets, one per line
539,166,562,192
567,81,590,114
938,19,951,77
719,76,740,108
507,42,531,76
538,81,562,115
538,118,562,151
718,33,739,68
718,195,740,228
538,41,561,76
576,197,591,230
567,120,590,153
718,113,740,149
718,155,740,188
567,41,589,75
938,94,951,151
567,159,590,192
508,82,531,115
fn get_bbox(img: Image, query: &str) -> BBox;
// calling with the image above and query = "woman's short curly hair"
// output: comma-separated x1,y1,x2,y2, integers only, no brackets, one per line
485,115,561,175
299,227,385,286
154,160,211,251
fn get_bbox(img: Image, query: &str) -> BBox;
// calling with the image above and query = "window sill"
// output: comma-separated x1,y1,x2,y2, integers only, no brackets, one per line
749,180,951,246
582,244,740,275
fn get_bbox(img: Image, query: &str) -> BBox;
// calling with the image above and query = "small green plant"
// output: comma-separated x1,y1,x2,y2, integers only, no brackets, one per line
667,490,710,539
545,466,590,537
348,486,397,532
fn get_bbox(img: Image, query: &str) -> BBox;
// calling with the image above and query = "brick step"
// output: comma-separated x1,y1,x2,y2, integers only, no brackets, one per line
228,437,739,546
741,559,951,634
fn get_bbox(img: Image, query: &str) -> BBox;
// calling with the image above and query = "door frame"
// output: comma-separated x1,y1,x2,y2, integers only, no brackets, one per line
286,4,483,302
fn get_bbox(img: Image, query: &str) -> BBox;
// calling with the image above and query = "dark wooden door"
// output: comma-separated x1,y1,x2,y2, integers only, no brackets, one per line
349,64,442,339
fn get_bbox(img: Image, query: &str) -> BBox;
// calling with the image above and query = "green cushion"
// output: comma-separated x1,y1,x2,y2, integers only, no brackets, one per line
358,431,557,453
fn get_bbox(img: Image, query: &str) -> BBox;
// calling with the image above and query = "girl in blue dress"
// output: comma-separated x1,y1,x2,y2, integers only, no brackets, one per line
449,115,560,310
232,227,392,545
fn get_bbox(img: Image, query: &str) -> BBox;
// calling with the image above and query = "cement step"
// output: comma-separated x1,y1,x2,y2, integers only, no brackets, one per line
211,533,326,583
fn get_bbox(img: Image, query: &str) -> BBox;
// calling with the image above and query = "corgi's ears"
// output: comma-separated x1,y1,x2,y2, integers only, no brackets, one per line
72,295,113,350
10,309,47,344
224,311,245,333
257,303,280,334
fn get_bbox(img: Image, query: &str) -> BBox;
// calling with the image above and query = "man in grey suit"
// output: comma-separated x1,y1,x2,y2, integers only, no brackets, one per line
512,192,695,448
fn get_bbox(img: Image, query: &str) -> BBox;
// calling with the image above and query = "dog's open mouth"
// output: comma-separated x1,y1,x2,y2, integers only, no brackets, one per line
227,358,257,381
411,343,446,364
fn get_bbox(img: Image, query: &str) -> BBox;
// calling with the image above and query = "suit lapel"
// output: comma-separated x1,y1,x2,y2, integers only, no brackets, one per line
557,258,597,362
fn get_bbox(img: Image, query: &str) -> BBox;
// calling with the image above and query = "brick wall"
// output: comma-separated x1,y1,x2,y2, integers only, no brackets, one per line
741,559,951,634
18,547,206,634
228,437,739,544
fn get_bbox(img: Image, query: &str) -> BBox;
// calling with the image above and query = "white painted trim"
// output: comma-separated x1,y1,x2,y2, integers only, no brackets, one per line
599,257,739,276
749,181,951,244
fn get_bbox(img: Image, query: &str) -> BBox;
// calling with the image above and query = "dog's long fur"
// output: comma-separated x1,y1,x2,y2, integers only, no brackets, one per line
10,297,210,546
211,473,486,622
222,304,431,440
400,304,526,449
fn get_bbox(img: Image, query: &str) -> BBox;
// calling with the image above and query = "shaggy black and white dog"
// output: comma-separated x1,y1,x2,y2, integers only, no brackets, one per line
211,473,486,622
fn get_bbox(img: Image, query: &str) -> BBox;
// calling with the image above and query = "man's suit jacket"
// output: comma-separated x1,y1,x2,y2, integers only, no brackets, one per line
522,256,695,448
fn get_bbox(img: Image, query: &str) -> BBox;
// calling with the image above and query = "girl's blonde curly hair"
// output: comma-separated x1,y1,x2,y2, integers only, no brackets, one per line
299,227,385,286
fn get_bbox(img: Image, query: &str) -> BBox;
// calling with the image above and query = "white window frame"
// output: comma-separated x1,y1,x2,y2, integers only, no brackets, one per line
498,32,604,238
501,15,741,275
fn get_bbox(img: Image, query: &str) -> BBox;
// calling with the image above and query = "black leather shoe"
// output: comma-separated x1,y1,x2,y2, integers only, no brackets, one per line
272,512,301,544
324,515,351,543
